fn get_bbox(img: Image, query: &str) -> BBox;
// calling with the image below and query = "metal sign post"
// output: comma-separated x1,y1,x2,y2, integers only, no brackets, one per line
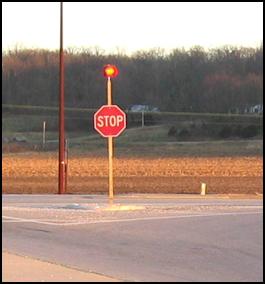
94,104,126,200
107,77,114,199
94,65,126,201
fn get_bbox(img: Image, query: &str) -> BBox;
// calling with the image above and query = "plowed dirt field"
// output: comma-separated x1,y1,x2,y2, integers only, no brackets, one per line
2,153,263,194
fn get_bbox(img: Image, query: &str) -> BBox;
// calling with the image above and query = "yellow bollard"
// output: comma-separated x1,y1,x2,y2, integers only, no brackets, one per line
201,183,207,195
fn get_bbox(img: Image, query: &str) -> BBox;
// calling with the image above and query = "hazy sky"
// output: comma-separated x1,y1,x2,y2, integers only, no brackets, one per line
2,2,263,54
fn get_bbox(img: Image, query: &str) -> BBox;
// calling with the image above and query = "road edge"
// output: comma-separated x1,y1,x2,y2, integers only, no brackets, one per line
2,251,121,282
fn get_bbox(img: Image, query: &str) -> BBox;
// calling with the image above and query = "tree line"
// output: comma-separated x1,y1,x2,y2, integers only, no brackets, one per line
2,45,263,113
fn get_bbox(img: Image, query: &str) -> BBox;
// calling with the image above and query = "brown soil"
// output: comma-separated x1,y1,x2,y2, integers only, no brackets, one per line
2,153,263,194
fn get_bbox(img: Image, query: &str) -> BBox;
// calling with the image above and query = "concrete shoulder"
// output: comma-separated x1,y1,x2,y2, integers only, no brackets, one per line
3,252,120,282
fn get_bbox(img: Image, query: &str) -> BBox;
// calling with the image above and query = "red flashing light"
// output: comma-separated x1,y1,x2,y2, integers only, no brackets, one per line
103,64,119,78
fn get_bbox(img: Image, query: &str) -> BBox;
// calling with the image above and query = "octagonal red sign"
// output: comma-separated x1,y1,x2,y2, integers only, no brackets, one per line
94,105,126,137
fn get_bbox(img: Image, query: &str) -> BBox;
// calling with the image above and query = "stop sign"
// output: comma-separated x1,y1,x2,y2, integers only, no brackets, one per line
94,105,126,137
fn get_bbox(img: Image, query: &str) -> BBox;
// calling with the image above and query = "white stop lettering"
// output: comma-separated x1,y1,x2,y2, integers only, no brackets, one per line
97,115,123,127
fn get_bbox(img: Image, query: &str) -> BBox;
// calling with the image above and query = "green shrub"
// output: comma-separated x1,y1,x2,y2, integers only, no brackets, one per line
168,126,177,137
234,125,243,137
200,123,218,137
218,126,233,138
239,125,259,138
177,128,190,140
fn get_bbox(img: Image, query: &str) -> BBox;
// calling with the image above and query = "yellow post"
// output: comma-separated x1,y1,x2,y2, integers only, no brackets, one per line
108,137,114,199
201,182,207,195
107,77,114,200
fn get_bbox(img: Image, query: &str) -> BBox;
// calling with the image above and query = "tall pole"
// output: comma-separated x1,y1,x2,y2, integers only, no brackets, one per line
58,1,65,194
107,77,114,200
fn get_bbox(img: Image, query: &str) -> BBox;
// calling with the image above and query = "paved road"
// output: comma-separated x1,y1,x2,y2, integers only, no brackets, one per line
2,194,263,282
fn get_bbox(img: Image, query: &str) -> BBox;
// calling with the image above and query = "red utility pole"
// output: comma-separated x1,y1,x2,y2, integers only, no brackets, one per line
58,1,65,194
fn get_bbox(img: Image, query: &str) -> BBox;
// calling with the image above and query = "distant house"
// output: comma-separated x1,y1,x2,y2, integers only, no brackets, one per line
244,104,263,114
128,105,160,112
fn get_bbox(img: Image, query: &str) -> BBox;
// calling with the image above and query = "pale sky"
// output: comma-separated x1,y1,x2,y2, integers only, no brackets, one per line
2,2,263,54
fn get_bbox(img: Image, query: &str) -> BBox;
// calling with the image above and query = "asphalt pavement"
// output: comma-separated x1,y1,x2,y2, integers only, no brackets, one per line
2,194,263,282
